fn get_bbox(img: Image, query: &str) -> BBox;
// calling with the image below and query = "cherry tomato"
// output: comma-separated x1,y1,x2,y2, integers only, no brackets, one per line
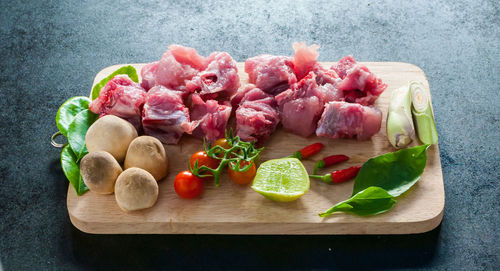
190,151,219,173
213,138,231,158
174,171,203,199
228,161,257,185
213,138,231,149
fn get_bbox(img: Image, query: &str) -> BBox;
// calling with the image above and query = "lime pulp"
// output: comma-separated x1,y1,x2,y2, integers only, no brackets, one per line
251,158,310,202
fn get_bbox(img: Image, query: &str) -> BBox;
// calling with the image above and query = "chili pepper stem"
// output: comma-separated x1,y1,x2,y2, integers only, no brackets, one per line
309,174,332,183
313,160,326,175
288,151,302,160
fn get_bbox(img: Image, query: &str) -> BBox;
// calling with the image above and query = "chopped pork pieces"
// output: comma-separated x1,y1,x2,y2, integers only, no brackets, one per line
90,43,387,144
89,75,146,130
142,86,195,144
233,84,280,143
316,102,382,140
189,93,231,143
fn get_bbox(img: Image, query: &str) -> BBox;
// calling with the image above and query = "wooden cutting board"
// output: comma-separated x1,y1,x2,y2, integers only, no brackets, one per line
67,62,444,234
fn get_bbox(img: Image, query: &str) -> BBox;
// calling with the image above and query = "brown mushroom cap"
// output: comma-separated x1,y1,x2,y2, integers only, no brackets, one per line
80,151,122,194
114,167,159,212
85,115,138,162
124,136,168,181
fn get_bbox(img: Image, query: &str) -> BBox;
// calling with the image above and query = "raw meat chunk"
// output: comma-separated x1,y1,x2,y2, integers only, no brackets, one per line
239,85,276,106
245,55,297,95
292,42,321,81
314,67,339,85
89,75,146,130
275,72,325,137
186,52,240,100
235,86,279,143
140,61,159,91
319,83,344,103
144,45,206,94
292,42,342,85
316,101,382,140
331,55,387,105
292,42,344,102
230,84,274,109
142,86,196,144
230,84,254,109
190,94,232,143
336,64,387,105
313,67,343,103
331,55,357,79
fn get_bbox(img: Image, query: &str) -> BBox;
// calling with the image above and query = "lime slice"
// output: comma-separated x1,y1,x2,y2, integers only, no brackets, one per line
251,158,310,202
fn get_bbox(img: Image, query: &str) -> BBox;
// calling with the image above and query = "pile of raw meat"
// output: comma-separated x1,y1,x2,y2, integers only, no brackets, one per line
90,43,386,145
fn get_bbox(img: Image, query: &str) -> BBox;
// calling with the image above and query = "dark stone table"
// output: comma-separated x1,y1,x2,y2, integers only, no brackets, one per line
0,0,498,269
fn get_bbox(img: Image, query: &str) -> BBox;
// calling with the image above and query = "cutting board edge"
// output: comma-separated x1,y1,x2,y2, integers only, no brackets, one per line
67,186,444,235
68,208,443,235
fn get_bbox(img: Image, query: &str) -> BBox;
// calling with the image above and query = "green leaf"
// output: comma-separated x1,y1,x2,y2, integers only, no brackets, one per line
352,144,430,197
319,187,396,217
67,109,98,161
61,145,88,195
91,65,139,100
56,96,91,137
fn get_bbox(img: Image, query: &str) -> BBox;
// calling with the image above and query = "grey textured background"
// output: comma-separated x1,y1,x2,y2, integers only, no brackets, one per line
0,0,499,270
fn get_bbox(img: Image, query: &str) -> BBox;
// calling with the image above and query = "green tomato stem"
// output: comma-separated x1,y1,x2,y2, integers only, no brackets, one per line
191,131,263,187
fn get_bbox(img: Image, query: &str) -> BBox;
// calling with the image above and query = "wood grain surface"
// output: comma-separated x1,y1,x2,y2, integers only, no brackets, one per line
67,62,444,234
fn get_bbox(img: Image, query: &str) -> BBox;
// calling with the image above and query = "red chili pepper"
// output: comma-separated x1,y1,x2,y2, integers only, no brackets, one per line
313,154,349,174
309,165,362,184
289,143,324,160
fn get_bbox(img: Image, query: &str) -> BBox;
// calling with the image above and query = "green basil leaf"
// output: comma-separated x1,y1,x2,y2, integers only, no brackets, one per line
56,96,91,137
67,109,98,161
91,65,139,100
319,186,396,217
61,145,88,195
352,144,430,197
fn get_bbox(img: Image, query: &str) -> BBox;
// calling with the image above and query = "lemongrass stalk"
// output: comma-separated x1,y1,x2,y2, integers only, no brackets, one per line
409,81,438,145
386,85,415,148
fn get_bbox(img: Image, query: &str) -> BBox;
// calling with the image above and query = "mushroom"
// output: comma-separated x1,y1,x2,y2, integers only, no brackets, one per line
80,151,122,194
85,115,138,162
124,136,168,181
114,167,159,212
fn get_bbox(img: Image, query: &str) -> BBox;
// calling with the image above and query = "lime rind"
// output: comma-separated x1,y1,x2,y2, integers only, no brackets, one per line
257,191,306,202
251,158,310,202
